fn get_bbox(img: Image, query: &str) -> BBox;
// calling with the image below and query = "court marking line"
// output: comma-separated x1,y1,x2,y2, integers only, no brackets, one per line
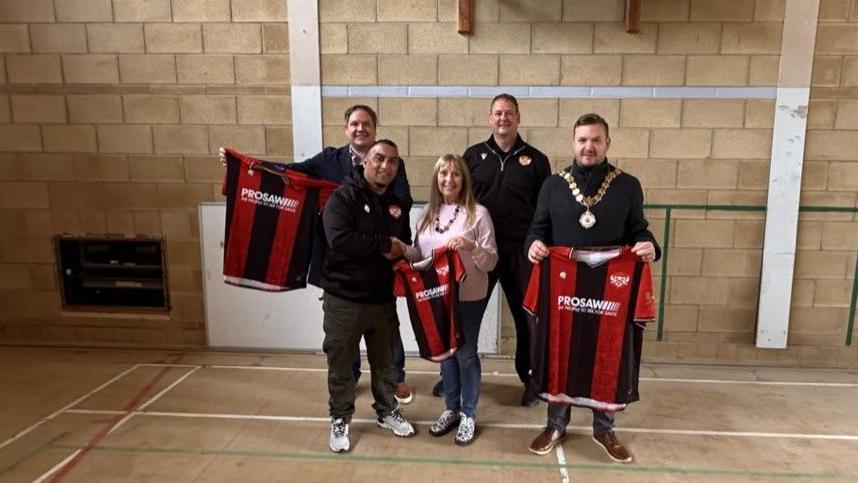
106,366,203,436
0,432,67,478
138,363,858,387
555,445,570,483
0,364,141,452
45,441,854,480
61,409,858,442
38,356,186,482
138,366,202,411
32,450,80,483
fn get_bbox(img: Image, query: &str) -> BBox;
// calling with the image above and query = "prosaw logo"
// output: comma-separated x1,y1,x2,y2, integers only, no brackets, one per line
556,296,620,317
416,284,448,302
240,188,299,212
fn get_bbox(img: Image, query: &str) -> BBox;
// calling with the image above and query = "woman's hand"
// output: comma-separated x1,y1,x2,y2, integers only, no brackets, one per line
446,236,475,252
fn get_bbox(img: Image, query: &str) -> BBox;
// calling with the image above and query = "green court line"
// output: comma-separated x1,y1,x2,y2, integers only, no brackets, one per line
50,442,854,480
0,432,68,477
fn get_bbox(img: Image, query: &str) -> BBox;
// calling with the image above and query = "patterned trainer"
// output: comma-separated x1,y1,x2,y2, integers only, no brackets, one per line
377,408,416,437
429,409,460,437
329,418,350,453
454,413,476,446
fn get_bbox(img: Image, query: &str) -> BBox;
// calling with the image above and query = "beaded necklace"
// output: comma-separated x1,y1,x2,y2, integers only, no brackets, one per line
434,205,461,233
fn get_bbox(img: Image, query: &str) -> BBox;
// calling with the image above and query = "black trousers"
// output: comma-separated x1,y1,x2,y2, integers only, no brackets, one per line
322,292,398,422
489,240,534,385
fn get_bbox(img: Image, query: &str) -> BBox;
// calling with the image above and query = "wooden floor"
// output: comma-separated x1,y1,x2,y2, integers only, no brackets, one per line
2,347,858,482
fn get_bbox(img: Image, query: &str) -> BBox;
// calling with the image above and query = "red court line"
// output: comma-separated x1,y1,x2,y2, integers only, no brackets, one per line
48,354,186,482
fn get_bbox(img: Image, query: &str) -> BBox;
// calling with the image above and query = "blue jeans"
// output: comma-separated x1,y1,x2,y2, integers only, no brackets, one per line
441,298,489,419
353,329,405,383
547,403,615,434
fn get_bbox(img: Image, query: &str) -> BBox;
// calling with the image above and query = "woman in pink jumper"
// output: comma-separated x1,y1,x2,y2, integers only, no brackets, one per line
405,154,497,445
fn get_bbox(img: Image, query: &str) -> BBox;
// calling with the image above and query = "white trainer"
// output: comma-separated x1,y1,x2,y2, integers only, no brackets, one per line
376,408,416,437
330,418,350,453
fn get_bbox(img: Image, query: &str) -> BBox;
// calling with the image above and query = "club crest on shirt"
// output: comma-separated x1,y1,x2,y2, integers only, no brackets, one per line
480,152,487,160
436,264,449,276
388,204,402,219
559,271,567,279
519,155,532,166
610,274,631,288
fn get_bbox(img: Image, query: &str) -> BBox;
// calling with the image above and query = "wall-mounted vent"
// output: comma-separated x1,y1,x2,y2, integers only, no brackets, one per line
56,237,169,311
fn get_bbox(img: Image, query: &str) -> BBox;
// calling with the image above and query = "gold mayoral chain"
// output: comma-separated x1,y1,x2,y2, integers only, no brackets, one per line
559,168,622,229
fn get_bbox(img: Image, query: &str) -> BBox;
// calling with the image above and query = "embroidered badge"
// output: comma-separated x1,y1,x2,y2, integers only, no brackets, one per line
609,274,630,288
388,205,402,219
519,155,532,166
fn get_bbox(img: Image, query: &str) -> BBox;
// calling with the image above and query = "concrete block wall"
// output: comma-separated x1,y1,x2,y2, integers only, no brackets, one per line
0,0,290,347
317,0,858,365
1,0,856,365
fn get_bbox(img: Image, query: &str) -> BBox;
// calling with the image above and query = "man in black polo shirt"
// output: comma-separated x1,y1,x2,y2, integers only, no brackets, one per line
457,93,552,406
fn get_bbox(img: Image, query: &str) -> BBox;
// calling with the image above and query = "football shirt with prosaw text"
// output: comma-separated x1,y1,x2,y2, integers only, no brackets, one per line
523,246,656,411
394,247,467,362
221,148,337,291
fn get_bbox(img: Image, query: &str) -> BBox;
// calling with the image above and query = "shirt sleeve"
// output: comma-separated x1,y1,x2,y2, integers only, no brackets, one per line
525,176,555,256
323,190,391,256
469,207,498,273
624,176,661,261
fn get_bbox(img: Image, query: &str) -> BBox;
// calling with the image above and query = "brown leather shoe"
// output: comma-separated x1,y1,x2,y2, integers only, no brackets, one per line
592,431,633,463
394,382,413,405
528,427,566,455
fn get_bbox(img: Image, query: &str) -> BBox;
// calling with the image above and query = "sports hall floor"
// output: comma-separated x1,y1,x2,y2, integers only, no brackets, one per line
1,347,857,482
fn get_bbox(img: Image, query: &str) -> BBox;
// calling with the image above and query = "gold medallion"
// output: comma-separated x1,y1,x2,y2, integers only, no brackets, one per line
579,210,596,229
560,167,622,231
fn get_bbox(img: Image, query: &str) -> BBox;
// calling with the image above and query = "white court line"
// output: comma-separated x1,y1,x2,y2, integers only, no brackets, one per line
138,363,858,388
138,366,202,411
106,366,201,435
555,445,570,483
32,449,81,483
642,378,858,387
0,364,141,451
62,409,858,442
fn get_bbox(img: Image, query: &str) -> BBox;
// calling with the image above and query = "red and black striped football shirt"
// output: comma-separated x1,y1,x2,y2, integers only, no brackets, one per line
394,247,467,362
222,148,337,291
523,246,656,411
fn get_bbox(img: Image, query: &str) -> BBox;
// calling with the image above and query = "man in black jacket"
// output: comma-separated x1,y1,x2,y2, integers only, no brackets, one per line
321,139,415,453
218,105,413,403
525,113,659,463
458,94,552,406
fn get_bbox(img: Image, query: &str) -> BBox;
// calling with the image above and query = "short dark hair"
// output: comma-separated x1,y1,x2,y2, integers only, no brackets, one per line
490,93,519,113
573,113,610,138
344,104,377,127
371,138,397,150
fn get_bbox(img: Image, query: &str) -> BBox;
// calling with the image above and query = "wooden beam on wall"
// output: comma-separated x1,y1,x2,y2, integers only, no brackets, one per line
458,0,472,35
625,0,641,33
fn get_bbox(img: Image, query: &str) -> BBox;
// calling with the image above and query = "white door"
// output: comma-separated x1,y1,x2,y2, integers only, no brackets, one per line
199,202,500,353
